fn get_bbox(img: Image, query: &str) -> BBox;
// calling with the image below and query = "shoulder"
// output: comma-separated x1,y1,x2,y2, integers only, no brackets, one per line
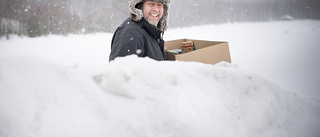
116,18,143,34
112,18,147,44
113,18,148,43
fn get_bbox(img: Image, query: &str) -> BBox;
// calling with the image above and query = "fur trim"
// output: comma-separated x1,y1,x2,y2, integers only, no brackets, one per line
128,0,170,31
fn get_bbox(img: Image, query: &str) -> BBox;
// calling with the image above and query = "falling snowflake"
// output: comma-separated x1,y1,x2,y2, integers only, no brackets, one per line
136,49,142,54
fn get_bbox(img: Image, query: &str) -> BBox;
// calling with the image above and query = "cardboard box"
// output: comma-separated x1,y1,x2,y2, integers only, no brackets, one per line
165,39,231,64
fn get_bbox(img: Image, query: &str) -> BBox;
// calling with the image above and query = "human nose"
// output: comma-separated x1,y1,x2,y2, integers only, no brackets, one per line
152,7,160,12
152,5,160,11
151,3,163,10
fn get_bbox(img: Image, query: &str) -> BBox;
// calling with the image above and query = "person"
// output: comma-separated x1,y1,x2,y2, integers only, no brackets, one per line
109,0,170,61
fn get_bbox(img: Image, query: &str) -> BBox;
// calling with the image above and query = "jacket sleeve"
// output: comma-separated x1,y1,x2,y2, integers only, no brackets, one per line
109,28,145,61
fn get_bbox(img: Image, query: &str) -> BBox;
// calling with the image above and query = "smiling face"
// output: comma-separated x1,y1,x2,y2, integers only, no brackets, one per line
141,1,164,26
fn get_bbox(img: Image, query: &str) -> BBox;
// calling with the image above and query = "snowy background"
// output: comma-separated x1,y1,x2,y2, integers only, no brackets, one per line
1,0,319,37
1,19,320,137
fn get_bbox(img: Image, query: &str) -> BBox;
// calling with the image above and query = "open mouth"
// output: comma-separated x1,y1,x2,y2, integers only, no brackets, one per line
150,13,159,17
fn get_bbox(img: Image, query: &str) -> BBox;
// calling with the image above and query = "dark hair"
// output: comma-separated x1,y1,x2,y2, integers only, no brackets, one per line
135,1,144,9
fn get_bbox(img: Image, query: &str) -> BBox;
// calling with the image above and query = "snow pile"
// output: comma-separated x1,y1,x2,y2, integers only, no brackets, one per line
1,20,320,137
1,55,319,137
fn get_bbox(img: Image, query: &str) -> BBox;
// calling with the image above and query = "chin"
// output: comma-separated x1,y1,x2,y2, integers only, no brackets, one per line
147,19,159,27
150,22,158,26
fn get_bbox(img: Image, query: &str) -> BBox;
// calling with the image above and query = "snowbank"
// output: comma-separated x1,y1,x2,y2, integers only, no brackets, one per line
1,20,320,99
1,55,319,137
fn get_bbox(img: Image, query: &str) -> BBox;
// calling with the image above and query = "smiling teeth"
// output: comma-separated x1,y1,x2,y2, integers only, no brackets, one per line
151,14,158,17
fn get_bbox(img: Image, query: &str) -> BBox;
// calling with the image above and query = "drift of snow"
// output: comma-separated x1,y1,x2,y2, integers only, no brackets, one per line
1,55,319,137
1,20,320,137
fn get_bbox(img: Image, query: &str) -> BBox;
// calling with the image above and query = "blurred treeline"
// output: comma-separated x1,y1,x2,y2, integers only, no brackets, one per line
0,0,319,39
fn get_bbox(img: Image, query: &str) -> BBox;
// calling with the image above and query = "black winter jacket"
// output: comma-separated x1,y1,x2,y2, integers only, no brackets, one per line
109,18,167,61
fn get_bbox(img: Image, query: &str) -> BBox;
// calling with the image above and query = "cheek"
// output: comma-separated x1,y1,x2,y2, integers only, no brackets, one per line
160,8,164,15
160,10,164,18
143,8,150,15
143,9,149,18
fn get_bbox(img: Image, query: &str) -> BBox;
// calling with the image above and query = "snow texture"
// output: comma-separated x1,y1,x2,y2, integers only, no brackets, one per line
1,20,320,137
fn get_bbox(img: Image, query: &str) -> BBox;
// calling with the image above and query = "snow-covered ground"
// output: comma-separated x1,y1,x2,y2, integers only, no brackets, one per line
0,20,320,137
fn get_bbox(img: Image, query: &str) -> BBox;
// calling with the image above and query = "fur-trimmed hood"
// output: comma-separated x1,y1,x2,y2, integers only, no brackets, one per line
128,0,170,31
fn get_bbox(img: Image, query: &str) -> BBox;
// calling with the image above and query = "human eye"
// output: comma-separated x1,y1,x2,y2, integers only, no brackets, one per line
157,3,163,8
148,2,155,7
